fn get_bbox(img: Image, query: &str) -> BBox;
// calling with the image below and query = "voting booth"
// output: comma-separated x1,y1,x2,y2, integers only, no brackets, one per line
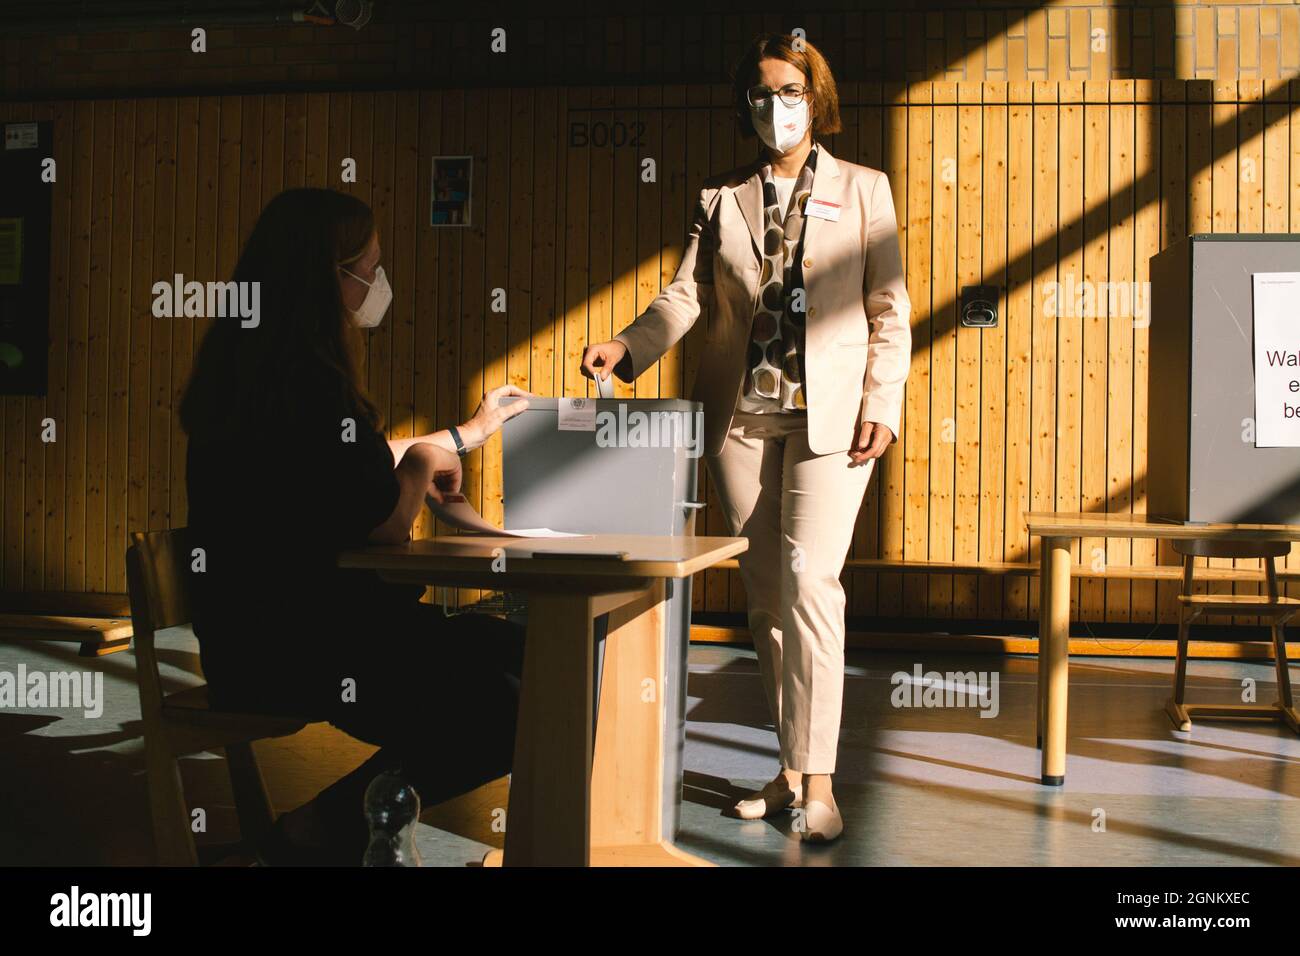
1149,234,1300,524
499,397,704,838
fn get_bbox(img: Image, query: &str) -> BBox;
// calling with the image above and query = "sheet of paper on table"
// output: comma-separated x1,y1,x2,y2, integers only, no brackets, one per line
427,493,589,538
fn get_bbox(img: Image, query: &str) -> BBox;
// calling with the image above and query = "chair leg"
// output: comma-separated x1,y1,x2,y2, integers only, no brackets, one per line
225,741,277,847
146,739,199,866
1166,610,1193,732
1269,622,1300,734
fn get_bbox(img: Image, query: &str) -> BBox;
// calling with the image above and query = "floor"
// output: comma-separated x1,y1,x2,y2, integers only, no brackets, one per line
1,628,1297,866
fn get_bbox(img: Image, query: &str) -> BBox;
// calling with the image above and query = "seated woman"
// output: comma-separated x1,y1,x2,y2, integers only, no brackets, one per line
179,187,530,865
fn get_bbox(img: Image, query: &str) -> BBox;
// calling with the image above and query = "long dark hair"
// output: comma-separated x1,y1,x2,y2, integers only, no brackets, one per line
180,187,381,440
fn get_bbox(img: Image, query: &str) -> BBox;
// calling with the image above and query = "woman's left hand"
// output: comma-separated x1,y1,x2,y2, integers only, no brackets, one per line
459,384,535,450
849,420,893,466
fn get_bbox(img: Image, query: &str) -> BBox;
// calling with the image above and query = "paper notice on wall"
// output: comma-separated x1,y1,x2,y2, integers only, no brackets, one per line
427,493,587,538
1252,272,1300,447
558,397,597,431
3,123,37,150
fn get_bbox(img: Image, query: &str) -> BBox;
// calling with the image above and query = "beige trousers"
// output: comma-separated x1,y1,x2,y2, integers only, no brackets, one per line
706,411,874,775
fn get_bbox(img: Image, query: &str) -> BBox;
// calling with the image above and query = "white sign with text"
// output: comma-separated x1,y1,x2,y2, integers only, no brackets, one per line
1253,272,1300,447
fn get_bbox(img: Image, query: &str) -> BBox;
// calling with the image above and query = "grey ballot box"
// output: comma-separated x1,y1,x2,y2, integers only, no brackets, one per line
1149,234,1300,524
499,397,705,838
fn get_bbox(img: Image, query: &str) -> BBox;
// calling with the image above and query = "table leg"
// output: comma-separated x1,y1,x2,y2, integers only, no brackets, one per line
501,592,595,866
1040,536,1071,786
589,579,712,866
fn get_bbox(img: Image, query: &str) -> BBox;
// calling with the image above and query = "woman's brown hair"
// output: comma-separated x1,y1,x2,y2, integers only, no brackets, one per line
180,187,381,440
731,32,842,139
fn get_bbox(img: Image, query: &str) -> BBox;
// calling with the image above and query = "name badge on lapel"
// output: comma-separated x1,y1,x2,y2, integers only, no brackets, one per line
806,198,841,222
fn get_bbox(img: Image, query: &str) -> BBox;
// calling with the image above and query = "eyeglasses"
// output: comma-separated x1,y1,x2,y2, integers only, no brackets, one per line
746,83,809,109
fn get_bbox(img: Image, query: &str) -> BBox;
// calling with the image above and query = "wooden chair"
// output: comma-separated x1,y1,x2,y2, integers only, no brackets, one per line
126,529,313,865
1167,538,1300,734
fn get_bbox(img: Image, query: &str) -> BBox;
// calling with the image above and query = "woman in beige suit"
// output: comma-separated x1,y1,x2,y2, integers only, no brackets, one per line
581,33,911,843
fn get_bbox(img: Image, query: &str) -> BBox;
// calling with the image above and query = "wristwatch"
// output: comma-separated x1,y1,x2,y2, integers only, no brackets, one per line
448,425,468,457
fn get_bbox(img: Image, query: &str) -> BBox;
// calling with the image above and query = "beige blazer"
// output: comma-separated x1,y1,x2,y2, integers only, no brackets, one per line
614,145,912,457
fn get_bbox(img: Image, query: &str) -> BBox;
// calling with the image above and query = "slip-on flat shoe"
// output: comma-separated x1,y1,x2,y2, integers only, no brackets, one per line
724,782,804,820
799,796,843,843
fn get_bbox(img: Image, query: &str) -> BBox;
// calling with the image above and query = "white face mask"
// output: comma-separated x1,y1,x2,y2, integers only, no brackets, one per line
339,264,392,328
753,97,810,154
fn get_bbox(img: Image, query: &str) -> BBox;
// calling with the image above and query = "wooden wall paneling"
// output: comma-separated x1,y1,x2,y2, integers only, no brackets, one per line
1131,80,1160,623
1029,81,1060,621
529,86,560,406
390,90,419,452
481,86,511,530
561,85,589,406
857,80,884,619
610,84,638,402
283,92,306,188
953,80,982,620
431,90,462,548
84,98,114,592
148,98,176,539
458,88,487,605
345,92,371,377
1057,81,1085,619
368,92,394,435
2,104,30,590
507,87,536,415
105,98,135,590
1003,81,1034,621
304,93,329,187
843,79,874,619
978,81,1007,622
21,103,46,590
709,81,737,617
238,96,263,252
44,99,73,587
179,96,219,533
124,98,154,582
587,85,614,409
929,80,957,619
903,80,932,619
411,89,440,547
877,84,908,619
1156,79,1188,625
167,97,197,539
1080,80,1109,621
633,84,664,401
1106,80,1135,625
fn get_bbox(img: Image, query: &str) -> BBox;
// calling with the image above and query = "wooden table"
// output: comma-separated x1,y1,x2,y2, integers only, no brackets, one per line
339,533,747,866
1026,512,1300,786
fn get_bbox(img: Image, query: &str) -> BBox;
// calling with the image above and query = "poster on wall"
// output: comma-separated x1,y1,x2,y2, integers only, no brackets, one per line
1252,272,1300,447
430,156,472,227
0,120,51,396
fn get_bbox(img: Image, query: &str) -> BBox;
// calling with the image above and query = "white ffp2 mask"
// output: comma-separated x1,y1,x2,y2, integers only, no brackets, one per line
754,97,810,154
339,264,392,328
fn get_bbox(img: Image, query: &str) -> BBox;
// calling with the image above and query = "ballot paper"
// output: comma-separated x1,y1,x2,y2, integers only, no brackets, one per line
427,493,587,538
594,372,614,399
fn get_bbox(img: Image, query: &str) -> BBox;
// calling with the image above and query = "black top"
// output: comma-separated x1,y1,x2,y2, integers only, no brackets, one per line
184,374,422,708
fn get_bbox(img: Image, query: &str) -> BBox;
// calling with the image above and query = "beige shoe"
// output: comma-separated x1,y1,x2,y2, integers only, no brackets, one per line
799,796,843,843
724,781,804,820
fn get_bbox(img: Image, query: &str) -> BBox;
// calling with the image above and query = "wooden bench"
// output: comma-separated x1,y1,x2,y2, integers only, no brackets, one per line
0,592,133,657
